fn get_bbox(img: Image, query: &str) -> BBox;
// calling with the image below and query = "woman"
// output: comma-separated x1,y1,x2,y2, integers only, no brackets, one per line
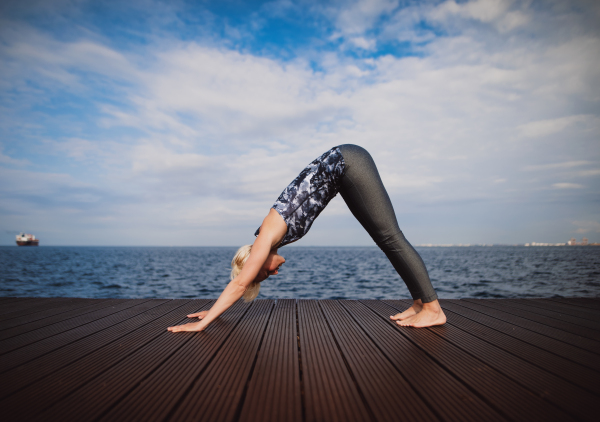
168,145,446,332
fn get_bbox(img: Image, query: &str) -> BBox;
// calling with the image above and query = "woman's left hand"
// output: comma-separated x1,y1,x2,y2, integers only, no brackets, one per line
167,320,207,332
187,310,209,319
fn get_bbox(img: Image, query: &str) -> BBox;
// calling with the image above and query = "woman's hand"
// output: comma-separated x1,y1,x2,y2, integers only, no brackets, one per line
187,310,209,319
167,320,208,332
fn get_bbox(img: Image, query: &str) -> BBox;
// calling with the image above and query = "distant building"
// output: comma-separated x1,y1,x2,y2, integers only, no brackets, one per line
568,238,577,246
582,237,588,245
526,242,566,246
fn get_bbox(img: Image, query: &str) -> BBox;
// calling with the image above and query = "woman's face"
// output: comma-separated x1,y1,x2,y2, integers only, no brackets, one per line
254,250,285,283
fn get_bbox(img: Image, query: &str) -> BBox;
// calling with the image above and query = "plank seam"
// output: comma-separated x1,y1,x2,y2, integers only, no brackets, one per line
441,307,600,397
370,300,520,422
160,301,255,422
461,299,599,340
87,300,218,422
342,301,449,422
0,300,194,405
296,299,306,422
0,298,155,360
317,301,377,422
232,300,276,422
446,301,600,368
0,299,159,373
22,300,205,419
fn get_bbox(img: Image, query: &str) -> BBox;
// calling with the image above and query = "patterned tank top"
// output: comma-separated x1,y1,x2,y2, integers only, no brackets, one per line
255,147,346,247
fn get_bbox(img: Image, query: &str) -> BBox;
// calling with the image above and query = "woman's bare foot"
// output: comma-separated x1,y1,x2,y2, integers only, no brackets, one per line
390,300,423,321
397,300,446,328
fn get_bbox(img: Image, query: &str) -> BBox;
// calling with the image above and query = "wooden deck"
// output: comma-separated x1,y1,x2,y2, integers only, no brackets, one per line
0,297,599,422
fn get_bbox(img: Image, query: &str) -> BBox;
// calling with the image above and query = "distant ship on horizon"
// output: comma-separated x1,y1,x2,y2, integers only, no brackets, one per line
16,233,39,246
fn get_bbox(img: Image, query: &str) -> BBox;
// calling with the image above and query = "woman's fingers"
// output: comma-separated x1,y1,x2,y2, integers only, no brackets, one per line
167,322,205,332
187,311,209,319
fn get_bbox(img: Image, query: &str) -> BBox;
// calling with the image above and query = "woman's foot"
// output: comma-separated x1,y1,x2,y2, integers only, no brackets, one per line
397,300,446,328
390,300,423,321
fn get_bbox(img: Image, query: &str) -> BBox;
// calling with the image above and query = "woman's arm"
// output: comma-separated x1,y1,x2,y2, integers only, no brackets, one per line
168,209,287,332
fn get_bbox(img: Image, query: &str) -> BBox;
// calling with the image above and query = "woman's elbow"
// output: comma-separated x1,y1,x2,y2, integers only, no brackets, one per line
230,279,250,295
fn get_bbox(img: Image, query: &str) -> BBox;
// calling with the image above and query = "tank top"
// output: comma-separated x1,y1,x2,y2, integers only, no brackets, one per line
255,147,346,247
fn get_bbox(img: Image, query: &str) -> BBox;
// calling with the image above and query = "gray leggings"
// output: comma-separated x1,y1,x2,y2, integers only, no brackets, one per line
338,144,438,303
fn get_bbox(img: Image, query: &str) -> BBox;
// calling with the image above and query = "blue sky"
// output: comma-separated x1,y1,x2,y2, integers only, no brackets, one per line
1,0,599,246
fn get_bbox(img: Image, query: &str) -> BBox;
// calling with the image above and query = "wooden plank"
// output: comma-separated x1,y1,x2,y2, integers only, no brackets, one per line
320,300,440,421
553,298,600,310
323,300,482,422
166,300,274,422
462,299,600,341
298,299,372,422
500,299,600,331
0,299,205,421
0,298,89,323
0,299,130,353
0,299,111,340
444,301,600,370
434,302,600,396
39,300,252,421
0,298,63,318
362,300,576,422
525,299,600,321
386,300,598,422
0,299,154,372
0,297,33,303
0,299,171,398
239,299,302,422
0,297,598,422
454,300,600,354
0,297,22,303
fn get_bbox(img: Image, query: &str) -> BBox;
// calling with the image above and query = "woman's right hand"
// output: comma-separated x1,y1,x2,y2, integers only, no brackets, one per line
187,310,209,319
167,320,208,332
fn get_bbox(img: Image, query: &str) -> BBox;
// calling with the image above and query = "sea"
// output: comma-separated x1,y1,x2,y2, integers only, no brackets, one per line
1,246,599,300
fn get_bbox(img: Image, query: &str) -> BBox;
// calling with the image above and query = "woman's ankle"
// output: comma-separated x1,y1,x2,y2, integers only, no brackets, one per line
422,299,441,312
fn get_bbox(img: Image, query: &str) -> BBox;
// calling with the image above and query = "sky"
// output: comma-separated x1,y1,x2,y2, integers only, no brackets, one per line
0,0,599,246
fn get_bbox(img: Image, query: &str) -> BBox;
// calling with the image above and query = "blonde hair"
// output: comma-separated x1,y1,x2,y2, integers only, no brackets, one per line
231,245,261,302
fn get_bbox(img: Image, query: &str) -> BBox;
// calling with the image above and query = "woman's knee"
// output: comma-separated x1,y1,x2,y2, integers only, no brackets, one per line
338,144,375,170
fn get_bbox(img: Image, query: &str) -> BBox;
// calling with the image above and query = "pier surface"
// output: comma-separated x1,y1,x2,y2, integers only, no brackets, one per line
0,297,598,421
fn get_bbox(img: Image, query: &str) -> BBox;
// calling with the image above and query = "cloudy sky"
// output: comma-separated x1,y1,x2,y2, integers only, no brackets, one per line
1,0,599,246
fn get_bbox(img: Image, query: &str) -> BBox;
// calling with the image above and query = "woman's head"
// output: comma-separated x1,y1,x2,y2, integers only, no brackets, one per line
231,245,285,302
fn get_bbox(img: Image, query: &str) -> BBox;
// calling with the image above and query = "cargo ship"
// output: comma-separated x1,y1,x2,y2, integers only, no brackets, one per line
16,233,39,246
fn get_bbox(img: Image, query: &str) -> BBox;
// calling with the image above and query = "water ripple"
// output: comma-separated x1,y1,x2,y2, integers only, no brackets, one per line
0,246,598,300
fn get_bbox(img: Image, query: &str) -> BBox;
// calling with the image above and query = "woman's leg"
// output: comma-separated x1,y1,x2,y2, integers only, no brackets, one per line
337,144,445,326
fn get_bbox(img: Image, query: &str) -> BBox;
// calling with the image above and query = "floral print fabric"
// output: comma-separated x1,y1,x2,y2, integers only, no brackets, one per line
255,147,346,247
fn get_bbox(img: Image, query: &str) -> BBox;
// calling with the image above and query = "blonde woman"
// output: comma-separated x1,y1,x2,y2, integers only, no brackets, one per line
168,145,445,332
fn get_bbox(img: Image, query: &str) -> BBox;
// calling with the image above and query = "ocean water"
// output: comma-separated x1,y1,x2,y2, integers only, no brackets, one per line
0,246,599,300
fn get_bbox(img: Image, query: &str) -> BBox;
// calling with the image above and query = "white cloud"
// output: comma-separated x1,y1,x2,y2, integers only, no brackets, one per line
573,220,600,234
1,1,599,244
578,169,600,177
552,183,584,189
43,138,112,161
333,0,399,36
0,147,29,166
0,166,104,206
348,37,377,50
524,161,592,171
429,0,529,32
518,115,592,139
0,24,139,91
